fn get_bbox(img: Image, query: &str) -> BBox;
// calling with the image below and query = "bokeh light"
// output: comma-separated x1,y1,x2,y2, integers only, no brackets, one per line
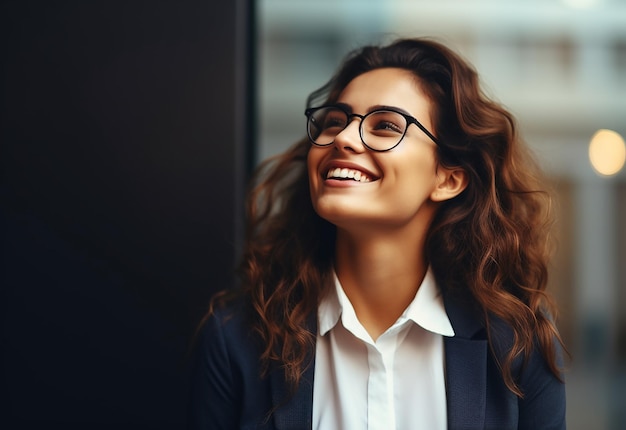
588,129,626,176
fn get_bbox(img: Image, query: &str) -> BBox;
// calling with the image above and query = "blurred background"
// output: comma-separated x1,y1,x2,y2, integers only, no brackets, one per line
257,0,626,429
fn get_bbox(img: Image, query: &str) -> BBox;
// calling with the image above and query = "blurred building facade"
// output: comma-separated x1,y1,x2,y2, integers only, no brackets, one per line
257,1,626,429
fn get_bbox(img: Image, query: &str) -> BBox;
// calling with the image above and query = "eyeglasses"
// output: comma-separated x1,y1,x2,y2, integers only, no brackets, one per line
304,104,439,152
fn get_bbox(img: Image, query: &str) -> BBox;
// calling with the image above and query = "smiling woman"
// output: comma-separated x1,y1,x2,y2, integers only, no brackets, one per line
188,38,567,430
307,68,463,239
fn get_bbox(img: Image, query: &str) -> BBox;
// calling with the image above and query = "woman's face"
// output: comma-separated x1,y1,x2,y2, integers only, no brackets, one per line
307,67,444,234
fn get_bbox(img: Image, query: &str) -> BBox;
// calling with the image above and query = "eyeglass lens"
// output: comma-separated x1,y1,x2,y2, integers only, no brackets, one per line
307,107,408,151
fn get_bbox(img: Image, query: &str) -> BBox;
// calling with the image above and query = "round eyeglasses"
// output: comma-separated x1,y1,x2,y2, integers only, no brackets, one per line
305,104,439,152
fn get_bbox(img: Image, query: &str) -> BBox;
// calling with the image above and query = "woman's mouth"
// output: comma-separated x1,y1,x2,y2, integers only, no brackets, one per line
325,167,373,183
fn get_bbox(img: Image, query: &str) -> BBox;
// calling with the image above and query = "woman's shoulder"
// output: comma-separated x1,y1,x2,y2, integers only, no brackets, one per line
200,294,253,339
193,294,263,369
487,312,566,389
188,294,272,429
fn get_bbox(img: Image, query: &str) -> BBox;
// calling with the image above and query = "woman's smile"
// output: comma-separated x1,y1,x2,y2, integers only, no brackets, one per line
325,167,373,183
320,160,380,186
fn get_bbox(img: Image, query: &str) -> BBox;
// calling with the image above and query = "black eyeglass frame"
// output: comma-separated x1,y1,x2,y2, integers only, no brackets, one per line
304,104,440,152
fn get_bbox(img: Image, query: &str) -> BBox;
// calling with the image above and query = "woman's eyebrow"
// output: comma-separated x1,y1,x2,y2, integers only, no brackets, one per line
335,102,413,117
334,102,352,113
368,104,412,116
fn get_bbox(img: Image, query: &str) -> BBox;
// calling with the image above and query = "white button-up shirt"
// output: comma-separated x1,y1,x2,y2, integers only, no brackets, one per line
312,267,454,430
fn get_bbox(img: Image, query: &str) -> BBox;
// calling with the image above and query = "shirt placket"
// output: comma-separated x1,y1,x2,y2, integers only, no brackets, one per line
367,332,398,430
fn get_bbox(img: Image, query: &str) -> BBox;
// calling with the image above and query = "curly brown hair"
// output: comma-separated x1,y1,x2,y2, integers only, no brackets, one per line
210,38,564,397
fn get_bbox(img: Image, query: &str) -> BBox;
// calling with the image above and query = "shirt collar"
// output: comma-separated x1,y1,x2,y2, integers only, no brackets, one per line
318,266,455,337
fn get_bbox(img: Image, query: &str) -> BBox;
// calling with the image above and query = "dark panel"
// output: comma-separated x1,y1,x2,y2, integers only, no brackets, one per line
0,1,254,427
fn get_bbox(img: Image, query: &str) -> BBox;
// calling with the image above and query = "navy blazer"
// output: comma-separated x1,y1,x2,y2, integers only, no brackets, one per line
188,292,566,430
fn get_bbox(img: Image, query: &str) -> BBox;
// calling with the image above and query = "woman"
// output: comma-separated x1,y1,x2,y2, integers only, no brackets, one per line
189,38,566,429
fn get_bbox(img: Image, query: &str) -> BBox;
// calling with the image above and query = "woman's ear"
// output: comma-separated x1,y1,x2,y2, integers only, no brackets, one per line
430,167,468,202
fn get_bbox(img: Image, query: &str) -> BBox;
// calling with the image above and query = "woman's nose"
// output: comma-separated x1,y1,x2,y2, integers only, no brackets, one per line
333,119,366,153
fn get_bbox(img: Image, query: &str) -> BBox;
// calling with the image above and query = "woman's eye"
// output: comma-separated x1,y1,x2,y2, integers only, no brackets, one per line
372,120,402,133
323,116,346,129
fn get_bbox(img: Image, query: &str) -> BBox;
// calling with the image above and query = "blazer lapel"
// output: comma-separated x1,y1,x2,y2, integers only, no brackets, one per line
270,312,317,430
444,291,488,430
444,336,487,429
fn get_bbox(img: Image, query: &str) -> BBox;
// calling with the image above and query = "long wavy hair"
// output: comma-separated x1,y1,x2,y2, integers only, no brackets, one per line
211,38,564,397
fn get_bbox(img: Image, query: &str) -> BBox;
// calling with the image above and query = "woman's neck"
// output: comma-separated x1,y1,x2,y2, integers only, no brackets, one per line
334,226,429,341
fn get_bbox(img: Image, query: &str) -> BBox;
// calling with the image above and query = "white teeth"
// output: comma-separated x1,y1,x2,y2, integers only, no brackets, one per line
326,167,371,182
